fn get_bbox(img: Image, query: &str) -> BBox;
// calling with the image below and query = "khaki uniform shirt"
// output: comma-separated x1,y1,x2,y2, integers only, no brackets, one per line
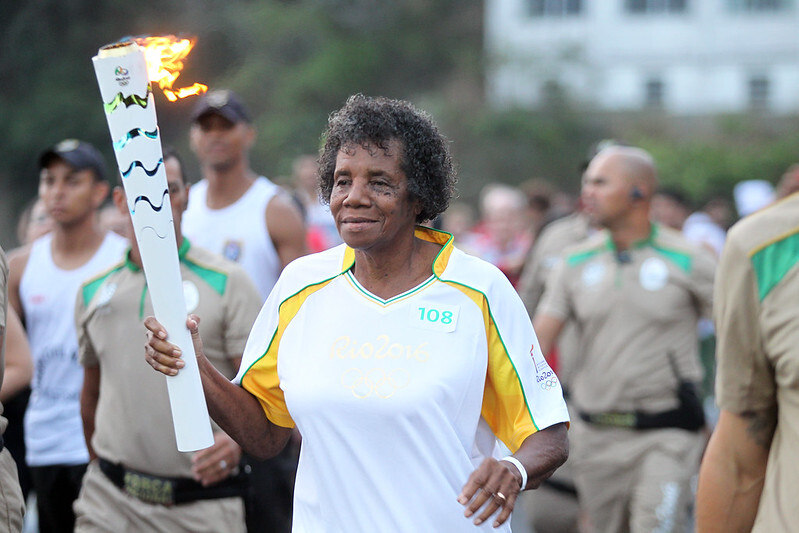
714,193,799,532
76,239,261,477
518,213,592,315
539,224,715,414
519,213,592,390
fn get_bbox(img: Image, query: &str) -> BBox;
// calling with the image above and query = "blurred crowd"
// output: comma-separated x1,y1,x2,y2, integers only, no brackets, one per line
2,88,796,533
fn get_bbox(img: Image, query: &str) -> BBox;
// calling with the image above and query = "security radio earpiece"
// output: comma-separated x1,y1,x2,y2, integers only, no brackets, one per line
630,186,644,201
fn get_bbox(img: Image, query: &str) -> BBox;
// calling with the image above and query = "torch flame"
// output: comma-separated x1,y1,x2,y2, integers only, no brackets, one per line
134,36,207,101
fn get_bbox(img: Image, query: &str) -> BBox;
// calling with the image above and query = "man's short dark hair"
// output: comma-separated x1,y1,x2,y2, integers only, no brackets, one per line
162,146,187,184
318,94,456,223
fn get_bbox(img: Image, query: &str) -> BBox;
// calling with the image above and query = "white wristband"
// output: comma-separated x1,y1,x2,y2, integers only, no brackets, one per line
500,456,527,490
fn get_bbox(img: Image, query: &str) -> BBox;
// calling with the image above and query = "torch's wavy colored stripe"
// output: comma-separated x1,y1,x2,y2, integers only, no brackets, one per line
139,225,169,240
104,87,152,113
121,158,163,179
131,188,169,214
113,128,159,151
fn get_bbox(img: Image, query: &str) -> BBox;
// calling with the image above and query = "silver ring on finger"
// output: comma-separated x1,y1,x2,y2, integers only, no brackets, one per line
219,459,227,470
494,492,507,504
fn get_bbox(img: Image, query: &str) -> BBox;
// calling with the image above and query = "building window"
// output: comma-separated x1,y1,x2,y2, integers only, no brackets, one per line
645,78,665,108
728,0,791,11
527,0,582,17
749,76,770,109
625,0,687,13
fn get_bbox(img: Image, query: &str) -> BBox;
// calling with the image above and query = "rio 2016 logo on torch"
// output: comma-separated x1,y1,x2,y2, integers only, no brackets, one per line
114,66,131,87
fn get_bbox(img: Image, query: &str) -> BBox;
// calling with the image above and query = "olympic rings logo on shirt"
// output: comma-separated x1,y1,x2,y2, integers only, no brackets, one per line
340,367,411,399
540,378,559,391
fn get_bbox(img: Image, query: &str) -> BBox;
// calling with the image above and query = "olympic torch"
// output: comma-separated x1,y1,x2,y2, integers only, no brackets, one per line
92,38,213,451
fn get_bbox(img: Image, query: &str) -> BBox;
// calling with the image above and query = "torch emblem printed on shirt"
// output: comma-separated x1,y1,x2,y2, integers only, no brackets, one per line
531,343,560,391
530,343,549,374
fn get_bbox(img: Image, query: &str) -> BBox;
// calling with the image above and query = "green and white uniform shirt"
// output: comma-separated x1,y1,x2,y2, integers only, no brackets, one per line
234,227,569,533
715,193,799,532
77,239,261,478
539,224,715,416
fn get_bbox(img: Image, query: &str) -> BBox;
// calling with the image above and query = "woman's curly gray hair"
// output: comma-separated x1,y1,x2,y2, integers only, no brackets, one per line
318,94,456,223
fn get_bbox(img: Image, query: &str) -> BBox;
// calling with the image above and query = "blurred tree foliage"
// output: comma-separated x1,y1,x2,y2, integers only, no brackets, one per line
629,115,799,205
2,0,799,246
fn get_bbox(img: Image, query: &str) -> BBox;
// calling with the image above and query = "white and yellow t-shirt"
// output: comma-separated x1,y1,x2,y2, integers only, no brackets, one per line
234,227,569,532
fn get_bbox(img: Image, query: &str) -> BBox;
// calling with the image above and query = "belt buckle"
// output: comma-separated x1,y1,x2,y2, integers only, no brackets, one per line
123,471,176,506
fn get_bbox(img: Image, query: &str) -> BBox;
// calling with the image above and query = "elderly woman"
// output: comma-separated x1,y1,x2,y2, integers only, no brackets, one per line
145,95,569,531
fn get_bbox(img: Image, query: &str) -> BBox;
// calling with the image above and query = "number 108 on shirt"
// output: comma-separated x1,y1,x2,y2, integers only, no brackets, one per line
410,303,459,333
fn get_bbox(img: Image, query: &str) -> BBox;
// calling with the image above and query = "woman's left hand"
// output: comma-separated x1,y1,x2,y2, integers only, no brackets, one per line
458,458,523,528
191,432,242,487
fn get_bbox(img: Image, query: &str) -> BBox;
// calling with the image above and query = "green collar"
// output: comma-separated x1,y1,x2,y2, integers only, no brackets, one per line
604,223,658,253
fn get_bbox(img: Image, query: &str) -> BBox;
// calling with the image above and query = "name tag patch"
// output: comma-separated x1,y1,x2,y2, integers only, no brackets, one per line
409,303,459,332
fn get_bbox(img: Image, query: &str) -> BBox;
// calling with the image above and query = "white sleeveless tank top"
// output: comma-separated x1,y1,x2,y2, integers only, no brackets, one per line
20,231,127,466
183,176,281,302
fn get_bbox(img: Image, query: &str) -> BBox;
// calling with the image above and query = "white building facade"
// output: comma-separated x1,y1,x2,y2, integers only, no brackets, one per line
486,0,799,114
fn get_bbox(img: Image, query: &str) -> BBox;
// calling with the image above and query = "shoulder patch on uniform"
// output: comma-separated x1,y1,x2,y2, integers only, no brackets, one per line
650,244,692,273
750,227,799,301
82,263,124,306
566,246,604,267
183,259,228,296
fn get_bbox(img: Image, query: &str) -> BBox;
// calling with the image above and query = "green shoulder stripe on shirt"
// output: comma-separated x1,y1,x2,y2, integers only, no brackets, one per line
183,259,228,296
750,229,799,301
82,263,124,306
566,247,604,267
651,244,692,273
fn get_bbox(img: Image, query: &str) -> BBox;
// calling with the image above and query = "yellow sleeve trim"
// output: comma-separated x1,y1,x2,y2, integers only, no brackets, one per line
443,280,538,452
241,277,337,428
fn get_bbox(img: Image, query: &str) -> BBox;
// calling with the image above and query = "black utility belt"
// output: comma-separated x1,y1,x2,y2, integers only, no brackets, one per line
578,381,706,432
98,457,246,506
578,405,704,432
542,477,578,496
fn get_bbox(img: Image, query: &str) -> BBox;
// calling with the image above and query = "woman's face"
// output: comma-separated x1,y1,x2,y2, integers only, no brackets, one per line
330,141,420,253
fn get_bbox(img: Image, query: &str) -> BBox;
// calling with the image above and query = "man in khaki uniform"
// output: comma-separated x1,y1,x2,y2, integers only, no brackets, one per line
695,193,799,532
516,212,592,533
0,246,26,532
534,146,715,532
73,151,262,532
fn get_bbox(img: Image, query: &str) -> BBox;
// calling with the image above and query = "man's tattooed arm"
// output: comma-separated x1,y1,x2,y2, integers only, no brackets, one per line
741,409,777,450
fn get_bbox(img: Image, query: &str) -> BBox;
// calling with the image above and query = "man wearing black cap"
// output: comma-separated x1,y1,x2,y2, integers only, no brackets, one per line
182,91,305,532
8,139,127,533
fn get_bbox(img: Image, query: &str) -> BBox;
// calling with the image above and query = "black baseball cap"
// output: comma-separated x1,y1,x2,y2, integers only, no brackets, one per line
38,139,108,181
190,89,251,124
